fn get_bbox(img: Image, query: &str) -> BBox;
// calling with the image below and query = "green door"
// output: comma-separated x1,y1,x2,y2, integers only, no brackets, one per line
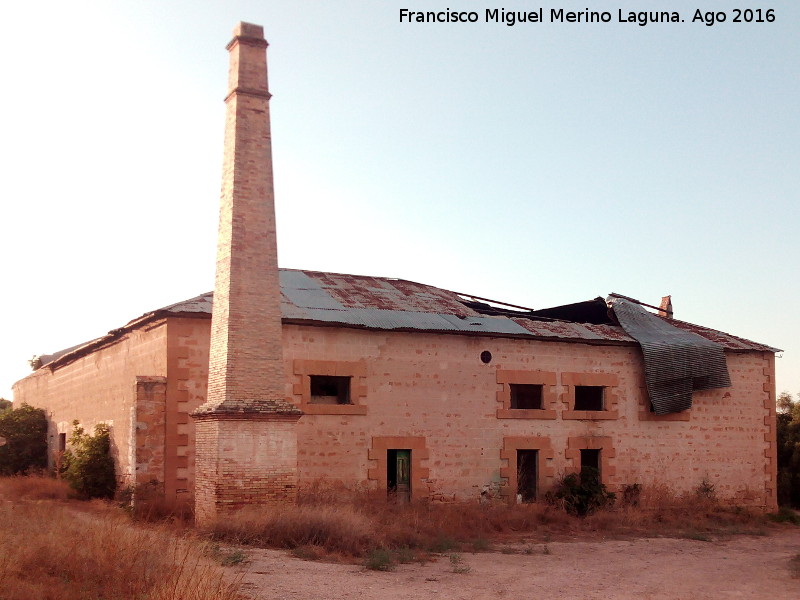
388,449,411,502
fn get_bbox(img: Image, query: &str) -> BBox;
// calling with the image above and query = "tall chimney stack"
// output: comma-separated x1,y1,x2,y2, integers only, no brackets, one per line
192,22,302,525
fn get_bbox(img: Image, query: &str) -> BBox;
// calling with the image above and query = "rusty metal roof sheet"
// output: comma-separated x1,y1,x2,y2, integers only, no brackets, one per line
668,319,777,353
291,270,478,317
510,318,634,343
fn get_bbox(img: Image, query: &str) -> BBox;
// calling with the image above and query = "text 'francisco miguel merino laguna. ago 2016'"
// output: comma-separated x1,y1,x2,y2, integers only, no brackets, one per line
399,8,777,27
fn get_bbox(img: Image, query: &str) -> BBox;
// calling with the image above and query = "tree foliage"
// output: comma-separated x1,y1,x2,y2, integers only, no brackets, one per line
61,421,116,500
777,391,800,507
0,403,48,475
0,398,12,412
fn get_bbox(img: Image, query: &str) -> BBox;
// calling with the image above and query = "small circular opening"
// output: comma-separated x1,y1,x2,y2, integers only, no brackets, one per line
480,350,492,364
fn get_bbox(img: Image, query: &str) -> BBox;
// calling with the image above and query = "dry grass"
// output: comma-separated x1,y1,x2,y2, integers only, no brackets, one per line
0,477,243,600
208,481,779,560
0,474,71,501
3,475,781,597
582,483,766,538
214,503,375,556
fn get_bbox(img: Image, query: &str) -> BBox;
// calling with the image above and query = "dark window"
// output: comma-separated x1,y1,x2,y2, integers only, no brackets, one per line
580,448,601,483
517,450,538,502
574,386,604,411
310,375,351,405
58,432,67,452
510,384,543,410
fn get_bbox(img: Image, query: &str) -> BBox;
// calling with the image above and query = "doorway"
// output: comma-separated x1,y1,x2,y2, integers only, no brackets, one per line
387,449,411,502
516,449,538,502
580,448,601,483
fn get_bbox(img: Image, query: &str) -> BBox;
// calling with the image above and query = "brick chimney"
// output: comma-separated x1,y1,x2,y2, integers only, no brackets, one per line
192,22,302,525
658,295,673,319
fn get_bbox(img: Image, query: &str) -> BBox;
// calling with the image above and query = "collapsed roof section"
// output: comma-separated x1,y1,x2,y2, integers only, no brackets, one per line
32,269,777,381
609,296,732,415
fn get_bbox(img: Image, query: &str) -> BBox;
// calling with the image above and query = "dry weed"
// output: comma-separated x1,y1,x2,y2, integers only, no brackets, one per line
213,503,376,555
0,474,70,501
0,482,242,600
211,480,775,560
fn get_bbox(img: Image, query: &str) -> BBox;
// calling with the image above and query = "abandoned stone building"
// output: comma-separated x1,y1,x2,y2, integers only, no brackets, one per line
13,23,779,522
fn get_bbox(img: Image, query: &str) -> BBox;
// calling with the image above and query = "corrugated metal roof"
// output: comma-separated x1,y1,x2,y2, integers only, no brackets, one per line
36,269,776,371
159,269,775,351
160,292,214,315
668,319,777,353
293,271,477,317
610,297,732,415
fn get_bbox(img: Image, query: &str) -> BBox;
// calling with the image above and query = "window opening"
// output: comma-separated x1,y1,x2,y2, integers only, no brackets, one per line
516,449,538,502
387,449,411,502
510,384,543,409
58,432,67,452
310,375,351,405
574,386,604,411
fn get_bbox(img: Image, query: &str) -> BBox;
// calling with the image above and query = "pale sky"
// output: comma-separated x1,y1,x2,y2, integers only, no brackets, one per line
0,1,797,399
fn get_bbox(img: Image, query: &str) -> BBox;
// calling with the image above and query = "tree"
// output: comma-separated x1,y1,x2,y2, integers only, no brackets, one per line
61,422,116,499
776,391,800,507
778,391,793,414
0,403,48,475
0,398,12,413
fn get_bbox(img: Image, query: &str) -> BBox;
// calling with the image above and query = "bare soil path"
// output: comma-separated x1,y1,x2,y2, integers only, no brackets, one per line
236,529,800,600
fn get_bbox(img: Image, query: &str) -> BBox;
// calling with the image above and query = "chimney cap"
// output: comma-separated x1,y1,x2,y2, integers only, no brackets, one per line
233,22,265,40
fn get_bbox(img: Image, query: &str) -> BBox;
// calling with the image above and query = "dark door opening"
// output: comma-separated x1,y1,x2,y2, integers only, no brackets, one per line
580,448,601,483
387,449,411,502
516,449,538,503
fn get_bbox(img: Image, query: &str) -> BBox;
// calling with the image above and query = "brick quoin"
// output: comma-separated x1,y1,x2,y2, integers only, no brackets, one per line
191,22,302,526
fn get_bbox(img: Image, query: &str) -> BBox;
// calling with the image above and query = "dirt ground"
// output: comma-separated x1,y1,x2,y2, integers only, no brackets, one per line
235,529,800,599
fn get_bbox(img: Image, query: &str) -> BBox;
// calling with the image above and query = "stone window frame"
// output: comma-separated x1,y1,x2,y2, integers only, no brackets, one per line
560,372,620,420
496,370,557,419
565,435,617,487
292,359,367,415
367,436,430,501
499,436,555,503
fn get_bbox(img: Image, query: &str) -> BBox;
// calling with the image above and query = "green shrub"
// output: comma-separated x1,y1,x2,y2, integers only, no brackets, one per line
545,469,615,516
449,553,471,574
0,404,47,475
364,548,395,571
61,421,116,499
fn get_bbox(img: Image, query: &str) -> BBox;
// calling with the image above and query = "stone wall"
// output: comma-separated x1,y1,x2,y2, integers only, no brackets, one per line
13,322,168,488
283,325,775,508
13,316,776,510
